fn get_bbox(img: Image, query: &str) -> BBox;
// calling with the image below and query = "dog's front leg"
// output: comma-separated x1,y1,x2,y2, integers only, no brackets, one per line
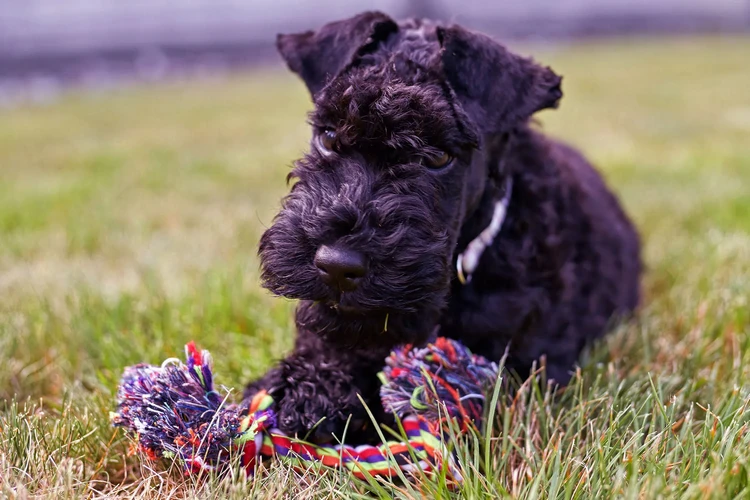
243,328,392,444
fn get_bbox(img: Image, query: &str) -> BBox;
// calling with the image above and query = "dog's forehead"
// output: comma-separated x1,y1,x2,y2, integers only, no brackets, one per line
315,19,444,105
317,70,448,118
310,22,469,153
313,74,458,153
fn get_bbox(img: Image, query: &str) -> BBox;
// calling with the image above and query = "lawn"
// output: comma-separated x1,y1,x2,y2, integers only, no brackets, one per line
1,36,749,498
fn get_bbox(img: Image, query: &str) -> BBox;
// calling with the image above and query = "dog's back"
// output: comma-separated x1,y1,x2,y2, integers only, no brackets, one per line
549,137,641,314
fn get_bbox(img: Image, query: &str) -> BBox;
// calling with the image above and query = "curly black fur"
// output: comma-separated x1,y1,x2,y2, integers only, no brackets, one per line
244,12,642,444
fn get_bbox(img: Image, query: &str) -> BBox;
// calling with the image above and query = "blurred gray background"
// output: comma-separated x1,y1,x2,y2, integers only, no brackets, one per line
1,0,748,103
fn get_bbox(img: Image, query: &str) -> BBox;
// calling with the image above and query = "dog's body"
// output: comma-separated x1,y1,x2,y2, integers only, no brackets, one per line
245,13,641,443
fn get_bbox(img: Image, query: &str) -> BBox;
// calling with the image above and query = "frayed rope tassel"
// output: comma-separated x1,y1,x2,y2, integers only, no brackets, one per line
112,338,499,481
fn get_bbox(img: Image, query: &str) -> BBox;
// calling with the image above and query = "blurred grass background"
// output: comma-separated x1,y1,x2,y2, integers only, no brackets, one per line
1,36,749,498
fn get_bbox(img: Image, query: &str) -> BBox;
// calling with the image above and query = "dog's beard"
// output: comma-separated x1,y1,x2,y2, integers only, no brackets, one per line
294,300,442,348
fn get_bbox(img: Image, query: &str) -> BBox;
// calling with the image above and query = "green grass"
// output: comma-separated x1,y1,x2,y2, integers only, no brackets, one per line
1,36,749,498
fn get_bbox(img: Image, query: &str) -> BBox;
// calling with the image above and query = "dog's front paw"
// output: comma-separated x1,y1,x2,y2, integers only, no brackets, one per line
276,395,361,444
244,358,372,444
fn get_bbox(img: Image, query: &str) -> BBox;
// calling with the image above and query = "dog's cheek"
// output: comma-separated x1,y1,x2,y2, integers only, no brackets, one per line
363,227,451,309
259,212,324,299
370,197,451,270
461,153,490,221
438,167,478,246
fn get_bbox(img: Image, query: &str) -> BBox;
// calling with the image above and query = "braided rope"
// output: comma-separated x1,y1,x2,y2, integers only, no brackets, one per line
236,389,459,480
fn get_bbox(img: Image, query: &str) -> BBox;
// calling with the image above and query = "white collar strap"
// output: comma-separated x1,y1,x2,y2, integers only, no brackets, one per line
456,176,513,285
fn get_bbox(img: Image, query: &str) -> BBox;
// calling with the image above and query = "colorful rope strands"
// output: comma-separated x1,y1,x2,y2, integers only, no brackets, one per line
112,338,499,480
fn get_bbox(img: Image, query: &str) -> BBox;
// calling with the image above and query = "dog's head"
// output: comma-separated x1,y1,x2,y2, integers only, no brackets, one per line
260,12,562,346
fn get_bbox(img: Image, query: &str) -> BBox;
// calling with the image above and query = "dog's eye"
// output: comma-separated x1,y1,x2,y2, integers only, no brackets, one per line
316,130,337,155
424,151,454,169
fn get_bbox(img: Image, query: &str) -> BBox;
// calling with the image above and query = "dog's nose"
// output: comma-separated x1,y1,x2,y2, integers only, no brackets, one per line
314,245,367,291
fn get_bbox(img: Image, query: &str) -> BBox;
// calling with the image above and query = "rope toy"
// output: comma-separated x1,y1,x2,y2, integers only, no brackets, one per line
112,338,498,480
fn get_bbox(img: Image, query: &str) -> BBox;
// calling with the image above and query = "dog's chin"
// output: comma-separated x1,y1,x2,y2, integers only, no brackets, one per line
294,299,440,349
325,291,382,314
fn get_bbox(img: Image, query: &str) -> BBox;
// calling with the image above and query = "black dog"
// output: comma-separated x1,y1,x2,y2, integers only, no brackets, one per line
245,12,641,443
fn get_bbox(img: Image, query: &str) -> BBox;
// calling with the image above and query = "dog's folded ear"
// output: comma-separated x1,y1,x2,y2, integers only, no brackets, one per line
277,11,398,97
437,25,562,134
